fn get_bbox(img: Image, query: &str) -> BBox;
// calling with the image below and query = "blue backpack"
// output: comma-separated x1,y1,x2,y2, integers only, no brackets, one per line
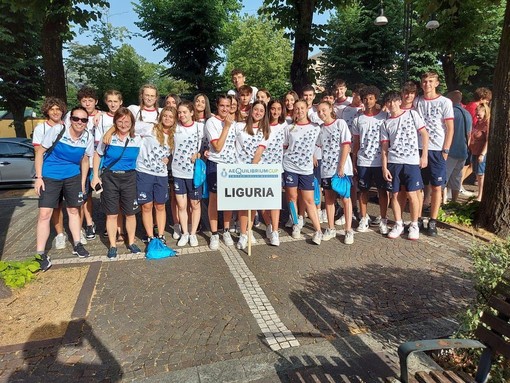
146,238,177,259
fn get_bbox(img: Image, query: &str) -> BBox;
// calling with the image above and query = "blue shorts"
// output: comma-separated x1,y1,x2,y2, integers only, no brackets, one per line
421,150,446,187
357,166,388,191
173,177,202,200
322,176,353,191
137,172,169,205
284,171,314,191
388,164,423,193
472,155,486,175
206,160,219,193
313,160,322,184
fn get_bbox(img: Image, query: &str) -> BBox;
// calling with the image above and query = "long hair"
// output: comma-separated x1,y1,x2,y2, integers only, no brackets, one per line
227,94,242,122
154,106,177,150
476,102,491,122
245,100,270,140
267,99,286,125
194,93,212,120
113,107,136,138
137,84,159,121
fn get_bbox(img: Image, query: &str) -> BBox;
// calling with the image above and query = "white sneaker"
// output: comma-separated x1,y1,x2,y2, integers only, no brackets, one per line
344,230,354,245
285,216,294,228
312,230,323,245
236,234,248,250
318,209,325,223
297,215,304,230
173,224,182,240
266,224,273,239
229,219,237,233
379,218,389,235
55,233,66,250
322,228,337,241
209,234,220,250
335,215,346,226
270,231,280,246
177,233,189,246
249,232,257,244
223,231,234,246
292,224,301,239
189,234,199,247
388,224,404,239
356,216,370,232
370,215,381,226
80,229,87,245
321,209,327,223
408,223,420,240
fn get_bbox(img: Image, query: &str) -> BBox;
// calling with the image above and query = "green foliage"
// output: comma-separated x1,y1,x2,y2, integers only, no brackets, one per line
135,0,241,92
0,259,40,289
224,16,292,98
437,200,479,226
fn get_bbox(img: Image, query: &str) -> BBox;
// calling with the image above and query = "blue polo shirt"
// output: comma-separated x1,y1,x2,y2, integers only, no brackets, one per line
41,126,94,180
450,104,472,159
96,133,142,171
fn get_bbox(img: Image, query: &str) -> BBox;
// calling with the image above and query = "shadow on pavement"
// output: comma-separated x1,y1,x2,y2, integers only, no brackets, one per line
273,262,473,382
0,199,28,260
7,319,122,382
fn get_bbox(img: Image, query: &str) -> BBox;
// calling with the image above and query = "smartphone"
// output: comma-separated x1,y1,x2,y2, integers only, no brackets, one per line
94,183,103,194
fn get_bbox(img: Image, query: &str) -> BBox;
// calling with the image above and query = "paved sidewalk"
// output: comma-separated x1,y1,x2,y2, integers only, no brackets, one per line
0,193,479,382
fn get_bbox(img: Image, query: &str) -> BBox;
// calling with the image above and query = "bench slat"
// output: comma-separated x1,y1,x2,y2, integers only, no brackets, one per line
475,325,510,358
442,370,467,383
479,311,510,338
488,295,510,318
429,370,451,382
415,371,438,383
455,370,476,382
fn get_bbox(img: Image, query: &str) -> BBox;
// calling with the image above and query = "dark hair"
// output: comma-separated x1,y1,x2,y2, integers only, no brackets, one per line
231,68,245,77
70,106,88,118
473,87,492,102
77,86,98,101
193,93,212,120
352,83,366,95
113,107,136,138
177,100,195,122
333,79,347,88
267,99,286,125
245,100,270,140
401,81,418,94
238,85,253,95
165,93,181,106
227,95,242,122
359,85,380,100
216,94,231,106
104,89,123,103
257,88,271,99
41,97,67,119
383,91,402,104
301,84,315,95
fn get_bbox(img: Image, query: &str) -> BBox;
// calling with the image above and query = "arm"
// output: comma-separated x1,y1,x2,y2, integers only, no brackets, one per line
91,151,102,190
102,126,115,145
34,146,46,196
337,143,351,177
419,128,429,169
80,155,89,194
352,135,360,172
209,115,234,153
252,145,265,164
442,119,454,159
381,141,392,181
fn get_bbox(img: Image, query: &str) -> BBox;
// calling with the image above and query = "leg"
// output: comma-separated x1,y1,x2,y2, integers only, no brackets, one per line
301,189,321,231
341,196,353,232
377,189,389,219
106,214,119,248
324,189,337,229
391,192,402,223
51,204,64,235
407,191,420,222
154,202,167,236
189,199,201,235
238,210,248,235
66,206,82,244
141,202,155,238
176,194,189,234
429,185,442,220
208,192,218,232
36,207,54,252
476,175,484,201
125,214,137,245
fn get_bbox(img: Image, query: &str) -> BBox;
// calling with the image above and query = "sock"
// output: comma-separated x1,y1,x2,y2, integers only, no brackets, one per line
212,231,218,236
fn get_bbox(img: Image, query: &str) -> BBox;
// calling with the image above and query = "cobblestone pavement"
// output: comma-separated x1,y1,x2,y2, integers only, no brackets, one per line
0,193,480,382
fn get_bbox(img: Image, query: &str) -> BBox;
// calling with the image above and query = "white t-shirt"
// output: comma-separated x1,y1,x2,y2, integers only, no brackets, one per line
234,123,265,164
320,119,353,178
414,95,454,151
94,112,115,144
171,122,204,179
204,116,237,164
351,110,388,167
380,110,426,165
282,122,320,175
128,105,161,137
136,132,171,177
341,105,363,132
334,97,352,119
259,122,286,166
32,121,63,146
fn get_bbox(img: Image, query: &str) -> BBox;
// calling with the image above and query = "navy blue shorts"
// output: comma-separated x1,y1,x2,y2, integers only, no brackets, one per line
388,164,423,193
206,160,219,193
421,150,446,187
472,155,486,175
137,171,169,205
284,171,314,191
173,177,202,200
357,166,388,191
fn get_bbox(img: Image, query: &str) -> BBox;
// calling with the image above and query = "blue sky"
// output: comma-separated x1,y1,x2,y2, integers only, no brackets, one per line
70,0,332,64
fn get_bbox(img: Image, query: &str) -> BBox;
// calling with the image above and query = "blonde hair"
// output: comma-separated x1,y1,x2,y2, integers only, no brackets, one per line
154,106,177,150
138,84,159,121
476,102,491,122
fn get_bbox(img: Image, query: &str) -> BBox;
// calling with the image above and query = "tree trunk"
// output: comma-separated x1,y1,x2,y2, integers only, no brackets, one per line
290,0,314,95
440,53,459,91
11,106,27,138
41,16,67,100
475,0,510,237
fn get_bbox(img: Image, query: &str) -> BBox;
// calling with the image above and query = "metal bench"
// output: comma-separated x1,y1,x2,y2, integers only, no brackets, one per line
397,270,510,383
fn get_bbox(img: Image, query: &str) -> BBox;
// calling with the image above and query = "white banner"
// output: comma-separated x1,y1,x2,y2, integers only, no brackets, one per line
217,164,282,211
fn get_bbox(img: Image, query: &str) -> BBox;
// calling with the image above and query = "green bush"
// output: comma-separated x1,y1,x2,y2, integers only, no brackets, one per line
437,200,479,226
0,259,41,288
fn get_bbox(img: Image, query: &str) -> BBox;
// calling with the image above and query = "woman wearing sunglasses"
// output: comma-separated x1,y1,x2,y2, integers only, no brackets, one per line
33,106,94,271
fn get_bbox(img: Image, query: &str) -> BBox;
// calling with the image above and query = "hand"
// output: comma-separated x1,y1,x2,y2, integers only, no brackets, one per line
382,168,392,182
337,169,345,178
162,157,169,165
313,157,318,167
91,177,101,191
204,150,210,159
34,178,45,196
478,154,485,163
420,156,428,169
93,112,103,126
224,114,234,127
442,152,448,160
191,153,200,163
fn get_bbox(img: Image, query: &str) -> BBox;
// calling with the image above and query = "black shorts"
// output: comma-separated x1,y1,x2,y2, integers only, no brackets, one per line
101,170,140,216
39,174,84,209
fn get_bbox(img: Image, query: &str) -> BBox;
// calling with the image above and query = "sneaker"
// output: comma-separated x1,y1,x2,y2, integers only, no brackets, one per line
177,233,189,247
254,212,261,228
270,231,280,246
344,230,354,245
418,218,425,232
229,219,237,233
236,234,248,250
388,224,404,239
427,219,438,237
321,209,327,223
158,235,166,244
189,234,199,247
85,223,96,240
142,235,150,244
312,230,322,245
55,233,66,250
379,219,389,235
107,247,118,259
102,229,108,237
370,215,381,226
80,229,87,245
172,224,182,240
318,209,325,223
209,234,220,250
353,208,361,222
297,215,304,230
73,243,90,258
35,254,51,272
408,223,420,240
356,216,370,232
459,188,475,197
266,224,273,239
322,228,337,241
335,215,346,226
250,232,257,244
292,224,301,239
223,231,234,246
127,243,141,254
285,216,294,228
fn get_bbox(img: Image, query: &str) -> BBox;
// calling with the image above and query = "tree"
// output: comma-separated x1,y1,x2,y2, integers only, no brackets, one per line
321,0,404,92
4,0,108,100
224,16,293,98
0,3,43,138
475,0,510,237
135,0,240,93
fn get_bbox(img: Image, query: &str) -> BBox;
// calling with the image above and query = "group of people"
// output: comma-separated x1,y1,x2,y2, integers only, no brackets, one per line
31,68,490,271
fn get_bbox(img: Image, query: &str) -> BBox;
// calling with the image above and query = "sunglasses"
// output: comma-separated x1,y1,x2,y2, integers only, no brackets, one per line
71,116,89,123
